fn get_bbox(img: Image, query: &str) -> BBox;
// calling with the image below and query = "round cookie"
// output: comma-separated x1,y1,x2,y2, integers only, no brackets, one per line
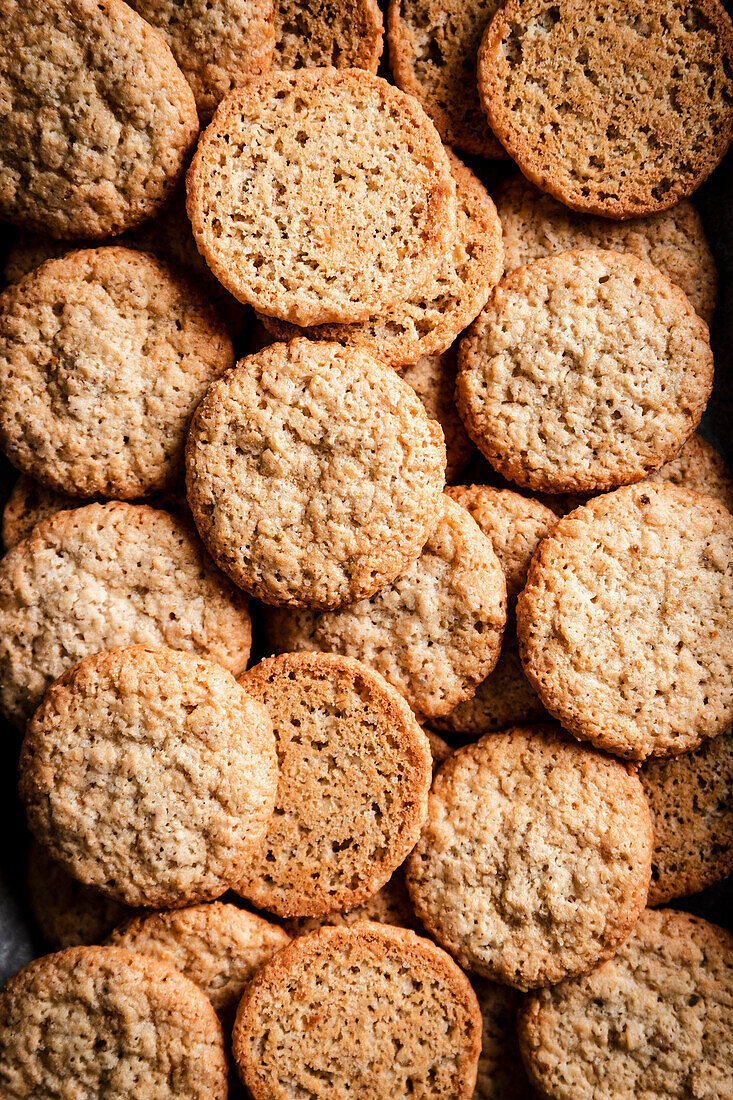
272,0,383,71
185,340,446,610
0,945,227,1099
647,432,733,511
434,640,546,738
401,350,475,482
495,175,718,324
0,0,199,239
264,495,507,719
517,483,733,760
458,249,713,494
473,979,536,1100
0,247,234,500
0,501,252,729
232,922,482,1099
186,68,456,326
235,652,432,918
283,869,419,937
477,0,733,218
518,909,733,1100
406,724,653,989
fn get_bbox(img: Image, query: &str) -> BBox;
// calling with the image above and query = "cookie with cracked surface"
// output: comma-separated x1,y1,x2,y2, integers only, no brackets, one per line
518,909,733,1100
473,979,536,1099
186,68,456,326
517,483,733,760
0,502,252,728
0,247,234,500
0,945,227,1100
272,0,383,71
283,869,419,937
458,250,713,494
232,922,482,1099
235,652,432,918
0,0,198,239
477,0,733,218
186,340,446,610
406,725,653,989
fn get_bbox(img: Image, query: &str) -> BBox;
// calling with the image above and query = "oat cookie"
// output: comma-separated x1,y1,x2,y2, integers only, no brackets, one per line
517,483,733,760
232,922,482,1099
473,979,535,1099
0,502,252,728
406,725,653,989
0,0,198,239
434,639,546,738
400,351,475,482
0,945,227,1100
458,250,713,494
283,869,418,937
235,652,432,918
186,68,456,326
519,909,733,1100
186,340,446,610
478,0,733,218
272,0,383,71
647,432,733,510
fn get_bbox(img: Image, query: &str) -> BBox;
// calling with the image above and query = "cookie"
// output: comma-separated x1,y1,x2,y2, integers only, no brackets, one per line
517,483,733,760
473,979,536,1099
186,340,446,610
477,0,733,218
0,945,227,1099
495,175,718,323
519,909,733,1100
406,724,653,989
0,501,252,728
264,495,507,719
0,0,198,239
232,922,482,1099
458,250,713,494
235,652,432,918
434,639,546,738
399,351,475,481
425,729,452,770
272,0,383,71
186,68,456,326
283,869,418,937
0,246,234,499
647,432,733,511
641,729,733,906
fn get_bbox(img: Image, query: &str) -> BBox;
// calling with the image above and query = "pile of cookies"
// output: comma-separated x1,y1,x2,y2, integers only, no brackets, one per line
0,0,732,1097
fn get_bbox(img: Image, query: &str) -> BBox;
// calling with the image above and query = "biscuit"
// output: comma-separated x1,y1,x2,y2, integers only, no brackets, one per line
647,432,733,511
235,652,432,918
0,247,234,500
425,729,452,770
457,250,713,494
518,909,733,1100
517,483,733,760
0,502,252,728
0,0,199,239
473,979,536,1099
434,639,546,738
264,495,507,719
477,0,733,218
406,724,653,989
283,869,419,937
401,351,475,482
0,945,227,1099
272,0,383,71
232,922,482,1099
495,175,717,323
186,68,456,326
186,340,446,610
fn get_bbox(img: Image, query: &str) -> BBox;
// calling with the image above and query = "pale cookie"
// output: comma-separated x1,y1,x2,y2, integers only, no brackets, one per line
495,175,717,323
0,502,252,728
458,250,713,494
264,495,507,719
0,247,234,499
642,729,733,905
517,483,733,760
434,639,546,737
283,869,418,936
186,340,446,610
235,652,432,918
0,945,227,1100
647,432,733,511
477,0,733,218
232,922,482,1099
0,0,198,239
473,979,536,1099
401,351,475,481
186,68,456,326
406,725,653,989
272,0,383,71
519,909,733,1100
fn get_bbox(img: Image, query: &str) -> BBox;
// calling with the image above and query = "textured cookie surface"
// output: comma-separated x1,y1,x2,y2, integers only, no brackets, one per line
283,870,418,937
0,247,233,499
473,979,536,1099
236,652,432,917
186,340,446,609
478,0,733,218
647,432,733,511
519,909,733,1100
232,922,482,1099
406,725,652,989
0,0,198,239
186,68,456,326
517,483,733,760
458,250,713,494
272,0,383,71
0,945,227,1100
400,350,475,481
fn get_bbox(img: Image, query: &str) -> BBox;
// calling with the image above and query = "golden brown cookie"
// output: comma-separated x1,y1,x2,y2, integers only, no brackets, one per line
283,869,419,937
272,0,383,71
